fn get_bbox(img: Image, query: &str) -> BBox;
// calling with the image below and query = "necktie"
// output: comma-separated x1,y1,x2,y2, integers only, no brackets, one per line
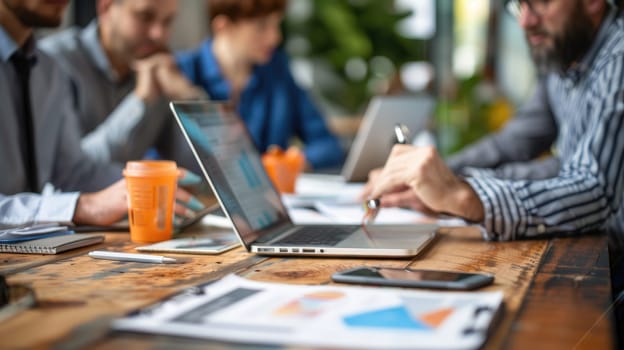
11,51,38,193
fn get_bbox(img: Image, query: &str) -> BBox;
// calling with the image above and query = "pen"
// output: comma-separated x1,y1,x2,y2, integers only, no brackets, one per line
88,250,178,264
362,123,411,225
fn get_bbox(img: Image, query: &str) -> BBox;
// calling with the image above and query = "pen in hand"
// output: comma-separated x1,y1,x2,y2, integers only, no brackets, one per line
88,250,178,264
362,123,411,226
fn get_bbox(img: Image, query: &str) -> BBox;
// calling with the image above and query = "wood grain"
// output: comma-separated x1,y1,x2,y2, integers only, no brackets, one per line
1,233,264,348
504,233,613,350
0,228,614,349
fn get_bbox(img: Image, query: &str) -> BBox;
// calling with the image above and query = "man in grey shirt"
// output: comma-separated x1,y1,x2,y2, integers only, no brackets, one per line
39,0,203,169
0,0,129,227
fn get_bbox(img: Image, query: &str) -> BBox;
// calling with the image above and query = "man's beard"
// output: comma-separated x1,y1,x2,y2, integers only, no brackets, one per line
2,0,64,28
527,3,596,74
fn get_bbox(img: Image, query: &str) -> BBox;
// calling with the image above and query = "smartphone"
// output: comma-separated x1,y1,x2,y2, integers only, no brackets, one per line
331,266,494,290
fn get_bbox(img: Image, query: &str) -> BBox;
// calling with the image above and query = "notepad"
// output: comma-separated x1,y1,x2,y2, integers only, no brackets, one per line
0,234,104,254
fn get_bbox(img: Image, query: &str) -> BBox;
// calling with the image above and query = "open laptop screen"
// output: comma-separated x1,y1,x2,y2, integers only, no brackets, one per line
342,95,435,182
170,102,291,248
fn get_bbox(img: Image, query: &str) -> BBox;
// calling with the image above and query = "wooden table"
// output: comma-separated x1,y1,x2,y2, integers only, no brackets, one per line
0,227,614,349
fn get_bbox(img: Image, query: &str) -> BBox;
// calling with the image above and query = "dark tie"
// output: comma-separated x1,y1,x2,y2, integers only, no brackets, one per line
11,51,38,193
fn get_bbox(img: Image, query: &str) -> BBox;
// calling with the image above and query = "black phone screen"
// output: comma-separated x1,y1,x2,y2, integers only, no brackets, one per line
344,267,479,282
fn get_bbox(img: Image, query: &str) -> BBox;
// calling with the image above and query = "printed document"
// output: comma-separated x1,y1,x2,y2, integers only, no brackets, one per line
114,274,503,349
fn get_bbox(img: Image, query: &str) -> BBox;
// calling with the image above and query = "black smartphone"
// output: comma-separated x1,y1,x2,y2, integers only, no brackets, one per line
332,266,494,290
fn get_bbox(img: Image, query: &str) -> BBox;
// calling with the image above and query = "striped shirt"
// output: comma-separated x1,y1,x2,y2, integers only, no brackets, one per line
465,10,624,241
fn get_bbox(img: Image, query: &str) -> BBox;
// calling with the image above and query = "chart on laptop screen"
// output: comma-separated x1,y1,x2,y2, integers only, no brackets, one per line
183,111,285,232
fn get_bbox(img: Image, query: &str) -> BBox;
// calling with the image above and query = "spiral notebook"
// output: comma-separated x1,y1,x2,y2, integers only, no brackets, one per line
0,234,104,254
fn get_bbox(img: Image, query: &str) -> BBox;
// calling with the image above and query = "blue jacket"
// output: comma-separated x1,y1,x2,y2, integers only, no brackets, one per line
176,40,344,170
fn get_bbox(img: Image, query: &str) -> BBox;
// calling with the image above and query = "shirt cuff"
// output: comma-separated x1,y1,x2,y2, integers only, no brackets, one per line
464,177,499,241
467,175,531,241
36,192,80,224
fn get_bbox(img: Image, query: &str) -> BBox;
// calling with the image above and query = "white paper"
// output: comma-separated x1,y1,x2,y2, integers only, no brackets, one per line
287,208,334,224
314,202,468,227
294,174,363,199
113,274,503,350
286,198,467,227
314,201,430,224
288,174,468,227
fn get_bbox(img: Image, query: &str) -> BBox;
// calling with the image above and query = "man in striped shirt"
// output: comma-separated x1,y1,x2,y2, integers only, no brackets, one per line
365,0,624,242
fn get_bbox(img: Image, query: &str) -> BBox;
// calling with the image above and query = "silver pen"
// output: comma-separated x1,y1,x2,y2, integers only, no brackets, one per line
88,250,178,264
362,123,411,225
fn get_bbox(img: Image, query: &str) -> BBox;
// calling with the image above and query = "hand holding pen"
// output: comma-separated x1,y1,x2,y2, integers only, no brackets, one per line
361,124,410,225
362,131,485,223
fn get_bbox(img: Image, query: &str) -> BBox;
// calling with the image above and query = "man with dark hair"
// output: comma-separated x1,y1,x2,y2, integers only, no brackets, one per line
446,0,618,179
0,0,129,226
177,0,344,170
365,0,624,241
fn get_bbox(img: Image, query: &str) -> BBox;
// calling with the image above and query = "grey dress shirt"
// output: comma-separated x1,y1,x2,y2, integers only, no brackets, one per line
39,21,198,170
0,26,120,226
446,78,560,180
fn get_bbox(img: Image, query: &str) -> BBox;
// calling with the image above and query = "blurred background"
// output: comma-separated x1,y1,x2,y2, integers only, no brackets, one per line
48,0,537,158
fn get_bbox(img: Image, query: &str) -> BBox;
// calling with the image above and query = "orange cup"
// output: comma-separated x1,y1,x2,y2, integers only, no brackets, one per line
262,146,305,193
123,161,180,243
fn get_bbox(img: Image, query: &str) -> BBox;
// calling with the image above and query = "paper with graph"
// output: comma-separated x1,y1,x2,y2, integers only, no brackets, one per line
113,274,503,349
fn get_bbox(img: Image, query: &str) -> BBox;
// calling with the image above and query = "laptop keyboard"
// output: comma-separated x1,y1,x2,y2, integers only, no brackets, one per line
272,225,359,246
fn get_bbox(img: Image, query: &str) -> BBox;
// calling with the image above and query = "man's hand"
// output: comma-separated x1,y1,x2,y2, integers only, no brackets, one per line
73,179,128,226
368,145,485,222
133,56,162,103
152,53,205,100
173,169,207,227
133,53,204,102
361,168,434,215
360,167,382,200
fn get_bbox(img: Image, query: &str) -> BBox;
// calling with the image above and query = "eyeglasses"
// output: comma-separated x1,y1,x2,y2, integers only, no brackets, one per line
505,0,552,19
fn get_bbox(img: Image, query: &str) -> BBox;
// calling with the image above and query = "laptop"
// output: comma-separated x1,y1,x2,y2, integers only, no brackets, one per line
341,95,435,182
169,101,437,258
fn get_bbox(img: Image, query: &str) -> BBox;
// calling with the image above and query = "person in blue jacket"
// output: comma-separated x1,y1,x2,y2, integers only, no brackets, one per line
176,0,344,170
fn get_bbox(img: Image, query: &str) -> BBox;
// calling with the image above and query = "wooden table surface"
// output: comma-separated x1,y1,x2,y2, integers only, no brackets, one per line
0,226,614,349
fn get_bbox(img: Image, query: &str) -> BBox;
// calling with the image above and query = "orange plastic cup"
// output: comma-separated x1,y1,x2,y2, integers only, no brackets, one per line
262,146,305,193
123,161,180,243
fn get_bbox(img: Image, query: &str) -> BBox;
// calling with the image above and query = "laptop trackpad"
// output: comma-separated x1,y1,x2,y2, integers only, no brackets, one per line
336,224,437,249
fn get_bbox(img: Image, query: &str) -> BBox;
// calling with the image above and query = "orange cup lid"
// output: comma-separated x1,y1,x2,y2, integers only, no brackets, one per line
123,160,179,177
